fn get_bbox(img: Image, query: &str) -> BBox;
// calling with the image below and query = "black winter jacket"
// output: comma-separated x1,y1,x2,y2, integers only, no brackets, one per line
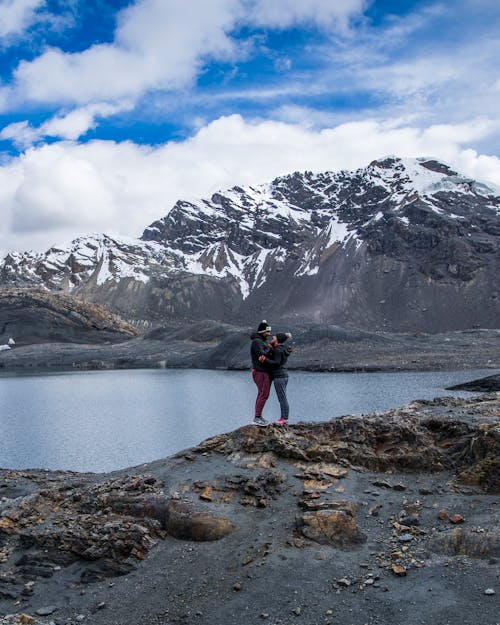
260,344,290,378
250,333,272,371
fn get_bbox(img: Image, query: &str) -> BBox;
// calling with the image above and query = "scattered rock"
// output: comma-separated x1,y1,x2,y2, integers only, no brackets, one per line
484,588,495,595
391,564,407,576
35,607,57,616
449,514,465,525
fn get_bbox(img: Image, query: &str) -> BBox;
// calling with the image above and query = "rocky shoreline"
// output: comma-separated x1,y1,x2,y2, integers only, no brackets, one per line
0,322,499,374
1,393,499,625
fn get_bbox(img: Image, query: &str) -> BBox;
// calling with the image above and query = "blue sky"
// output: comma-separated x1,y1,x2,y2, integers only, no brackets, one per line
0,0,499,254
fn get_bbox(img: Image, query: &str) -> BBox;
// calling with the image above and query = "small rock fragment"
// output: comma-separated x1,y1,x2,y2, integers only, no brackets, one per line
391,564,407,576
449,514,465,524
484,588,495,595
438,509,449,520
233,582,242,591
35,607,57,616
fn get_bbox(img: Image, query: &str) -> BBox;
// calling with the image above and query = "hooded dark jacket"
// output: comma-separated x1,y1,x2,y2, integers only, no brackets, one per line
250,332,272,371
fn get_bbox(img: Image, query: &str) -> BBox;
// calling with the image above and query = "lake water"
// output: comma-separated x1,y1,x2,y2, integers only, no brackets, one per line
0,368,495,473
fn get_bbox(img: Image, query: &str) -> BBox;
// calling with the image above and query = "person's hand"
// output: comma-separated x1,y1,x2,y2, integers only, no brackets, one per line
258,355,266,363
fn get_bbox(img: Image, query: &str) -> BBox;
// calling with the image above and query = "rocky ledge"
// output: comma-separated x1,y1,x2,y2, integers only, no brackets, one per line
0,394,499,625
0,290,138,347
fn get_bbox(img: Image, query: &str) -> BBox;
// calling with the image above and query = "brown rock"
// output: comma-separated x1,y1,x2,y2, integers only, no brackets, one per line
298,508,366,547
449,514,465,524
164,500,237,541
199,486,213,501
438,509,449,520
391,564,407,576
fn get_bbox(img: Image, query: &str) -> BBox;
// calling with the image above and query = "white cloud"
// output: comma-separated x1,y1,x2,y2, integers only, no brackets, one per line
0,0,44,39
12,0,241,106
1,114,499,256
0,102,133,148
0,119,38,147
7,0,369,110
247,0,367,31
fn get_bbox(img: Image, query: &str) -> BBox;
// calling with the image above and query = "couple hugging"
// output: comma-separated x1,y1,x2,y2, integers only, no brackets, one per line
250,320,293,426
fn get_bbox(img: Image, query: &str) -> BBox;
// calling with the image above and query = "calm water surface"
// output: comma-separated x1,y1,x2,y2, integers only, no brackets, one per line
0,368,495,472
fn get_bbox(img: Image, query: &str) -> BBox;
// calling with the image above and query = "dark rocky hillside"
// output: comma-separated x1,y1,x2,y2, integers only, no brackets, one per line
1,157,499,333
0,289,138,346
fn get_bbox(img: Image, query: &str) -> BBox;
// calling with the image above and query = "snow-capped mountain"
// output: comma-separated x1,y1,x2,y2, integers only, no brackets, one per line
1,157,499,332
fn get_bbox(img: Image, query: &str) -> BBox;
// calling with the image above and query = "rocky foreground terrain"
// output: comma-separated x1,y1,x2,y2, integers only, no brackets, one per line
1,392,499,625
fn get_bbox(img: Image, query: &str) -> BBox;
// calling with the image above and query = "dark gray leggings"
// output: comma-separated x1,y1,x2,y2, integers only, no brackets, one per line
273,376,289,420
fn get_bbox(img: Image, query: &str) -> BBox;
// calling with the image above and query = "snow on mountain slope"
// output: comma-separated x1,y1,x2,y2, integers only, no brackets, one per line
1,157,499,331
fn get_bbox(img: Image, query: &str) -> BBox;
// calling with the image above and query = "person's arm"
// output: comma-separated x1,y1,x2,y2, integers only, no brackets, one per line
258,347,281,368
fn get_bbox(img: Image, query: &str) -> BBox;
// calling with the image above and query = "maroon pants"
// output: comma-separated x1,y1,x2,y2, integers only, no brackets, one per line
252,369,271,417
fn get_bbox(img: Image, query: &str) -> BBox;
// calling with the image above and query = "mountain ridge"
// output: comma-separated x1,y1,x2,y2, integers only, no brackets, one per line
1,156,499,332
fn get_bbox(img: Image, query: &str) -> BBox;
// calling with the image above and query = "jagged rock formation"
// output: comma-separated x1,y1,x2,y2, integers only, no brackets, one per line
198,394,500,492
1,157,499,332
0,289,138,345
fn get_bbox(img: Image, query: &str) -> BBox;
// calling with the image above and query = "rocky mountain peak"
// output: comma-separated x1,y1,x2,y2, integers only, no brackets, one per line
1,157,498,332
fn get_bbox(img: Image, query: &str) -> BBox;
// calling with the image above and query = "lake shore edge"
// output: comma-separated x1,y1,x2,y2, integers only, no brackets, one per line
1,324,499,375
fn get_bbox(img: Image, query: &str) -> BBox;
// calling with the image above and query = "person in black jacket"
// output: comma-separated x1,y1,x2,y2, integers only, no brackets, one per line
259,332,293,425
249,320,273,426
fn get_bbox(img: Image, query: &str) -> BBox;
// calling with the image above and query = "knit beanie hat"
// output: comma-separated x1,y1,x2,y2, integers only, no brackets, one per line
257,320,271,334
275,332,292,344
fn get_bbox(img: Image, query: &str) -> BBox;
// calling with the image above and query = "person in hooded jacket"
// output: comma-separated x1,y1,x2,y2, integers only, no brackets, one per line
249,320,273,426
258,332,292,425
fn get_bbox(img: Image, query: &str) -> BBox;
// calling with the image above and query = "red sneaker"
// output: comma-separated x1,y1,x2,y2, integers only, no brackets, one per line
275,418,289,426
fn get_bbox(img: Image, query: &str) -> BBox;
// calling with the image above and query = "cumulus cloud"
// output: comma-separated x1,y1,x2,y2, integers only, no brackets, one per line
7,0,369,110
12,0,241,106
1,114,499,255
0,0,44,39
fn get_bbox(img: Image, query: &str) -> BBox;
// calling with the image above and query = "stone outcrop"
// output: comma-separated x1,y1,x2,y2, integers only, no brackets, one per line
198,394,500,492
0,289,138,345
